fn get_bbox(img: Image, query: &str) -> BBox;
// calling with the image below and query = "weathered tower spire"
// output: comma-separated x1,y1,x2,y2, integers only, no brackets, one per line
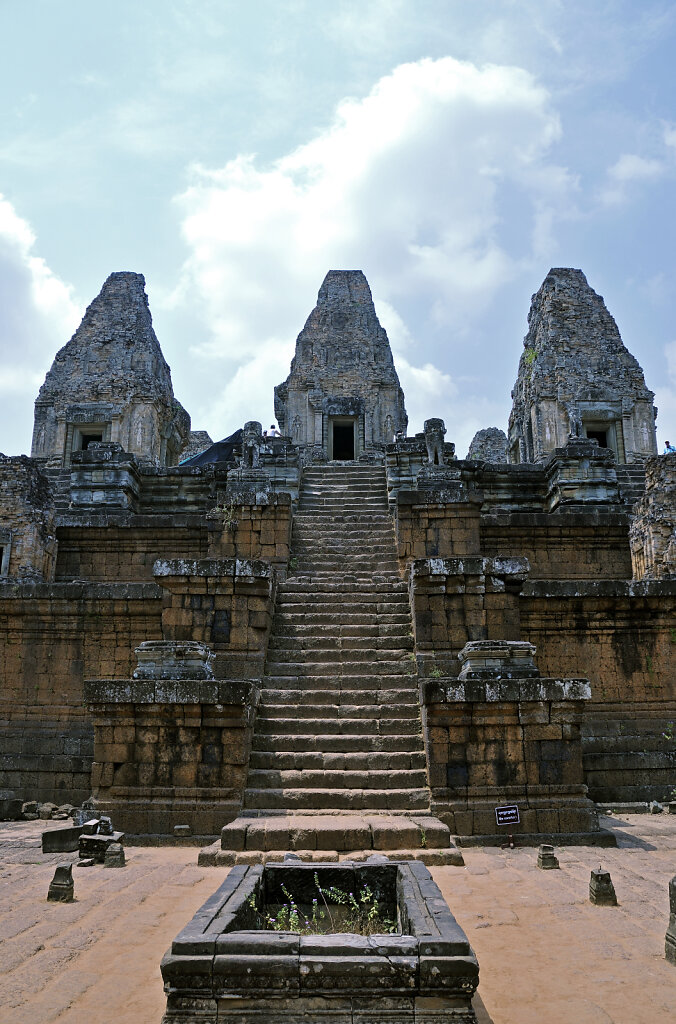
32,272,190,467
274,270,407,459
508,268,657,463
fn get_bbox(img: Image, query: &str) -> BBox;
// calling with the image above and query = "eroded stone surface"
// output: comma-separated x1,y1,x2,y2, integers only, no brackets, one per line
274,270,407,456
630,453,676,578
508,268,657,464
32,272,190,468
467,428,508,463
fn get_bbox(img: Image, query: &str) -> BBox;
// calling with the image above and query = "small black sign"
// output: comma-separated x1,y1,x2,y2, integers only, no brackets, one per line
495,804,520,826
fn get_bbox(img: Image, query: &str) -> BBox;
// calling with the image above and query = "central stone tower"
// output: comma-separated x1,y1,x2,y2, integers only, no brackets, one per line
274,270,407,460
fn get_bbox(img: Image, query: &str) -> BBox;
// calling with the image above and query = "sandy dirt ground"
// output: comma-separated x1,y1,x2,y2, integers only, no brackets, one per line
0,813,674,1024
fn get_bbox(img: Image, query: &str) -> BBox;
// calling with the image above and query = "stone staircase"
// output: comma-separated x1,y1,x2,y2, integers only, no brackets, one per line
43,466,72,511
616,464,646,507
199,463,462,865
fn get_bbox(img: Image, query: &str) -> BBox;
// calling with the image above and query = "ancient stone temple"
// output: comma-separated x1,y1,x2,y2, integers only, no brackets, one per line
32,272,190,469
274,270,407,460
508,268,657,464
0,266,675,861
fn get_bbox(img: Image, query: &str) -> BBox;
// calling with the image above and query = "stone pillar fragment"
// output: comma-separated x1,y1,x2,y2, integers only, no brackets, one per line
666,875,676,964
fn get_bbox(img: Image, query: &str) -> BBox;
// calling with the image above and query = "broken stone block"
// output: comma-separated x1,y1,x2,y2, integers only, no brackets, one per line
42,824,84,853
650,801,663,814
668,802,676,815
79,829,125,864
22,801,39,821
47,864,74,902
537,844,560,870
104,842,126,868
589,867,617,906
173,824,192,838
0,790,22,821
666,876,676,965
38,802,58,820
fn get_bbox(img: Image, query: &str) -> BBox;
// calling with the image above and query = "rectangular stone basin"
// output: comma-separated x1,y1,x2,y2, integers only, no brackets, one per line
161,859,479,1023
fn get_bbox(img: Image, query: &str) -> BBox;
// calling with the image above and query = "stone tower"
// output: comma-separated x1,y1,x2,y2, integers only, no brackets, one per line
508,268,657,464
31,272,190,467
274,270,407,460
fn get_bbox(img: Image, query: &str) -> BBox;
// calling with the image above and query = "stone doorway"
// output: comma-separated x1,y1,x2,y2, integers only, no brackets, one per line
329,417,356,460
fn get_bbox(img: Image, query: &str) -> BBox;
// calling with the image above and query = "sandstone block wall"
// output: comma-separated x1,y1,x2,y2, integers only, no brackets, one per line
0,582,162,804
85,682,257,835
630,453,676,580
480,513,633,580
425,683,594,837
0,456,57,582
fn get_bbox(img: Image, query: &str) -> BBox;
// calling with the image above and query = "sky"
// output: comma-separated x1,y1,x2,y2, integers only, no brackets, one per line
1,0,675,458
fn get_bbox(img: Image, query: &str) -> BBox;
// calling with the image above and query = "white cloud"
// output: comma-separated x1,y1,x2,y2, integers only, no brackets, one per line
0,194,80,454
172,56,571,442
601,152,665,205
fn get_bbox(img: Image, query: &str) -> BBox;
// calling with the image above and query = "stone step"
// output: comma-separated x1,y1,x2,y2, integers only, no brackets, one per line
299,484,386,491
265,651,413,669
270,622,411,638
274,603,409,616
255,715,421,736
246,768,429,790
264,661,416,678
251,733,424,753
248,750,427,771
288,571,402,581
242,788,430,812
259,688,419,706
267,636,413,652
279,582,407,595
272,612,412,627
259,674,420,691
203,812,457,860
299,502,388,509
257,702,420,721
292,517,393,527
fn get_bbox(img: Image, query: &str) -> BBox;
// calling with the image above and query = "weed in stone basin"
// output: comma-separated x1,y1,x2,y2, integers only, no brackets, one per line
247,875,397,936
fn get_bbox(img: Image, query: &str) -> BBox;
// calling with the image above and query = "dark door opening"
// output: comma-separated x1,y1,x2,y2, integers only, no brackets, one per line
82,433,103,450
586,429,608,448
332,423,354,460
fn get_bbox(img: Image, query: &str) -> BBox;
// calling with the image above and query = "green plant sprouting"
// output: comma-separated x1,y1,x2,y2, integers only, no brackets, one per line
247,874,397,936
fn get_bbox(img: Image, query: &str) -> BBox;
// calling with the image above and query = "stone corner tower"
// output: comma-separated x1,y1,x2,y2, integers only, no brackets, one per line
274,270,407,460
31,271,190,467
508,267,657,464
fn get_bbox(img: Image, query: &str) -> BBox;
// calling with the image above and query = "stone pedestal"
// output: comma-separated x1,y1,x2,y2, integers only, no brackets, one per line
70,443,141,510
537,844,559,869
423,640,608,843
589,868,617,906
47,864,74,902
544,437,619,511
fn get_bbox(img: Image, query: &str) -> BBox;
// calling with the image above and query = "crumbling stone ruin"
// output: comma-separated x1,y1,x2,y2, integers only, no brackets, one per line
508,268,657,465
467,427,508,463
31,272,190,470
274,270,407,459
0,266,675,857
